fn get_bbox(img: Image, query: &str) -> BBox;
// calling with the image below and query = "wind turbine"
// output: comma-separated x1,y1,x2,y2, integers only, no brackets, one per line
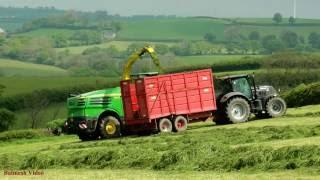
293,0,297,18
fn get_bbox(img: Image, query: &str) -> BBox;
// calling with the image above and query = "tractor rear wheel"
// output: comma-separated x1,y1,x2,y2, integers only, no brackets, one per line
266,97,287,118
99,116,121,138
158,118,173,133
225,97,251,123
173,116,188,132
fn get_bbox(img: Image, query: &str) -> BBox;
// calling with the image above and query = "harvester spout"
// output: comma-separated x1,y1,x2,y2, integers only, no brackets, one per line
122,46,162,80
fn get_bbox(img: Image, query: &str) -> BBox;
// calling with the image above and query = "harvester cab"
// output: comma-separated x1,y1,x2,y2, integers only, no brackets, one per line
214,74,287,124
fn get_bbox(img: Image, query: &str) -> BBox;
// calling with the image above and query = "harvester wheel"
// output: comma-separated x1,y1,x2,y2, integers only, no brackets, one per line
99,116,121,138
158,118,173,133
225,97,250,123
173,116,188,132
266,97,287,118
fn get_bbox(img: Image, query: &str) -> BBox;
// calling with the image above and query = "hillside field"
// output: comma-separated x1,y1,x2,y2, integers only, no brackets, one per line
1,105,320,179
0,77,119,96
0,58,68,77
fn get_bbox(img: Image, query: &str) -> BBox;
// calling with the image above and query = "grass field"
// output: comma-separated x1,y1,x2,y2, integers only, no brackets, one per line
0,58,68,77
1,105,320,179
0,77,118,96
117,18,225,41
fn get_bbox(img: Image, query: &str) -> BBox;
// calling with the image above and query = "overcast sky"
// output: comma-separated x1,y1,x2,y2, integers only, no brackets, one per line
0,0,319,18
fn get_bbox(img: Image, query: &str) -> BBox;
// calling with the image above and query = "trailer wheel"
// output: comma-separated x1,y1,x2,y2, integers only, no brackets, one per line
173,116,188,132
99,116,121,138
266,97,287,118
158,118,173,133
226,97,250,123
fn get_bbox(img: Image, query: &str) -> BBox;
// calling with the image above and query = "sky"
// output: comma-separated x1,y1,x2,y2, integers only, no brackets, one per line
0,0,319,18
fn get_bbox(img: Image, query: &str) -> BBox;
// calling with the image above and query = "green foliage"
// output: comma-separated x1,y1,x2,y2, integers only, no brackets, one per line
46,119,66,135
248,31,260,40
262,35,285,53
289,16,296,25
273,13,283,24
0,108,15,132
204,33,217,43
280,31,299,48
283,82,320,107
0,37,56,65
262,52,320,69
0,129,52,141
308,32,320,49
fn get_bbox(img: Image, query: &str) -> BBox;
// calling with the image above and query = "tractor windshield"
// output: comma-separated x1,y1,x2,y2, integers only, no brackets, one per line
232,77,253,99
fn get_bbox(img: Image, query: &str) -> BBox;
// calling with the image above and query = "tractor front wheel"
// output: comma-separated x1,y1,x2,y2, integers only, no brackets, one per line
99,116,121,139
266,97,287,118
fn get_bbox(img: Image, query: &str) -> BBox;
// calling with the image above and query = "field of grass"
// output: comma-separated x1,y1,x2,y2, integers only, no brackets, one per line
0,77,118,96
56,40,177,54
1,105,320,179
117,18,225,41
0,58,68,77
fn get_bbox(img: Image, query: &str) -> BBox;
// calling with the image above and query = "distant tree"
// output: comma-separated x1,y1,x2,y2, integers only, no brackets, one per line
0,84,4,96
111,22,122,33
280,31,299,48
299,35,305,44
0,108,15,132
204,33,216,43
224,26,241,42
273,13,283,24
249,31,260,40
0,36,5,46
225,43,237,54
155,44,169,55
24,91,50,129
289,16,296,25
262,35,285,53
308,32,320,49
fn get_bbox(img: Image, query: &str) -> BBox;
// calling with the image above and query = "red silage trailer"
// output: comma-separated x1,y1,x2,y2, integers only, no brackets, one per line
120,69,217,133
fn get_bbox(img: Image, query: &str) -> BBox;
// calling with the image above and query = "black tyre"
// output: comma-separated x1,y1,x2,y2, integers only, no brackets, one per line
99,116,121,138
173,116,188,132
266,97,287,118
158,118,173,133
225,97,251,123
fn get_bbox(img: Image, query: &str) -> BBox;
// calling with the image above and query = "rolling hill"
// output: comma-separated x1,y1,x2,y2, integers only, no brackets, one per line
0,58,68,77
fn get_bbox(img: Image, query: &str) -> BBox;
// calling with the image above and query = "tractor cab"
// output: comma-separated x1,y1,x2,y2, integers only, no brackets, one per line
214,74,286,124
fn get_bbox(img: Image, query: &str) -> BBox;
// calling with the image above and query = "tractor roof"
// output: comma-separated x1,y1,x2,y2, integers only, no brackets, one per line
217,74,251,80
